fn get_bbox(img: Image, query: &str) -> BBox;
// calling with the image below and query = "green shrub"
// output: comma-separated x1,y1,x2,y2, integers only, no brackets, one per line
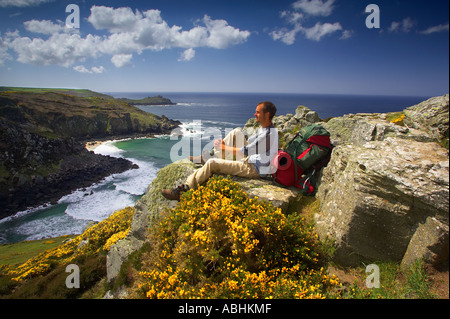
137,176,340,299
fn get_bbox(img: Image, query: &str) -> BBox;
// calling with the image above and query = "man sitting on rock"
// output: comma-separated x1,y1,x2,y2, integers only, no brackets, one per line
161,101,279,201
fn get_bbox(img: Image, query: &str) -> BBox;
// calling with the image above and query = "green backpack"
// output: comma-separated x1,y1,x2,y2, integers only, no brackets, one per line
272,124,332,195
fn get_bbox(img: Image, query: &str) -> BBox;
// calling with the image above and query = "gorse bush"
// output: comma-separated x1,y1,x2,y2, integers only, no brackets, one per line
4,207,134,283
138,176,340,299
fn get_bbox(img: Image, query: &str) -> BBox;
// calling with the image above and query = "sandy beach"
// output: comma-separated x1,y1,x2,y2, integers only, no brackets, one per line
85,141,105,151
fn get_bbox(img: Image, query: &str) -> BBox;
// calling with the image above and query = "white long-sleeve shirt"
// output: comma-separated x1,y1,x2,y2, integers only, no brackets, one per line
240,125,279,176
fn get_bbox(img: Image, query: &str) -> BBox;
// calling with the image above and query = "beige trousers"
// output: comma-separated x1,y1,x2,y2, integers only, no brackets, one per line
185,128,260,189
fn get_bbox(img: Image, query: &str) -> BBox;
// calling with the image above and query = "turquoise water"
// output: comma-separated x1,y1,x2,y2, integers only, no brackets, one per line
0,92,428,243
0,137,178,243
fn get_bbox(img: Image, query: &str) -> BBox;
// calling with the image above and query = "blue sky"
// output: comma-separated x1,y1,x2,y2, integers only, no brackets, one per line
0,0,448,96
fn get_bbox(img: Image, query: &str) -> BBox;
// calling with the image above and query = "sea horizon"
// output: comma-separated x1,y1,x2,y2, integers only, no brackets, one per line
106,91,431,125
105,90,432,99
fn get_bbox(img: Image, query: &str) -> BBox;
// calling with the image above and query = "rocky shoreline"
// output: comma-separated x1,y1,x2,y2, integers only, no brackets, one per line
0,89,181,220
0,134,138,219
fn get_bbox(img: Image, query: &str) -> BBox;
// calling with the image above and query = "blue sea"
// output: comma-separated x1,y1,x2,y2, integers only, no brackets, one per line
0,92,428,244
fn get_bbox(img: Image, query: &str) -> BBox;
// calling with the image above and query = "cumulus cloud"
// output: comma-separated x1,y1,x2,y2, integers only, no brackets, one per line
87,6,250,52
24,19,77,35
111,53,133,67
0,0,53,7
178,48,196,62
200,15,251,49
8,33,102,67
0,5,251,68
271,0,349,44
88,6,250,52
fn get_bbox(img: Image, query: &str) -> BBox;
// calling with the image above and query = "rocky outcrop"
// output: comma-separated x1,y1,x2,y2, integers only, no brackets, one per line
401,216,449,268
316,94,449,267
107,94,449,285
315,138,448,266
403,94,449,147
239,97,448,268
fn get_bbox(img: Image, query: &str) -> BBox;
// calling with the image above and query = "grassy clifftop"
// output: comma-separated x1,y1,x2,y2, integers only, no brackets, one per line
0,87,180,139
0,87,112,99
118,95,175,106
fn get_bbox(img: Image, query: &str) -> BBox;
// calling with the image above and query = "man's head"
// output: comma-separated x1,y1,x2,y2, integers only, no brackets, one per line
255,101,277,127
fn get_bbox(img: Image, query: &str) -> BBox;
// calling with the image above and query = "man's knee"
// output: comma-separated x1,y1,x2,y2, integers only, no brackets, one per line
205,158,222,169
226,128,246,146
227,128,243,137
205,158,234,175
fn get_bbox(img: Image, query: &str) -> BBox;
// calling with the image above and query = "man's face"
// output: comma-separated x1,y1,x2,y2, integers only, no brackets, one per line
254,103,268,124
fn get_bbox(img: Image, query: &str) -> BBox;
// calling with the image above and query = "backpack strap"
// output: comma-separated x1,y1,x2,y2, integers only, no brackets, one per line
288,132,307,185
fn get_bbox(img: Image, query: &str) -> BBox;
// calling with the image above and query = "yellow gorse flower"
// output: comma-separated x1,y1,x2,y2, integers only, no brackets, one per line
7,207,134,282
138,176,341,299
390,113,406,126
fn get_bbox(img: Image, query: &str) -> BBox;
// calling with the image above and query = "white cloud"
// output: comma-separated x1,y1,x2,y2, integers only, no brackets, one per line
73,65,105,74
303,22,342,41
91,66,105,74
111,54,133,67
0,37,11,66
388,17,416,33
270,25,303,45
201,15,251,49
280,11,304,25
88,6,145,33
87,6,250,52
24,19,76,35
339,29,353,40
73,65,91,73
0,0,53,7
271,21,342,43
178,48,196,62
292,0,336,17
419,23,449,35
1,5,251,69
8,33,102,67
271,0,349,44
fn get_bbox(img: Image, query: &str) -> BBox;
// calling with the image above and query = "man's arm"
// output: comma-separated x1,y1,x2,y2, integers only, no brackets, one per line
214,139,244,158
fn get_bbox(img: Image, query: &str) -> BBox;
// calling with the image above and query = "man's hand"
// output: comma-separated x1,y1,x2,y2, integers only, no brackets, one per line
214,138,225,150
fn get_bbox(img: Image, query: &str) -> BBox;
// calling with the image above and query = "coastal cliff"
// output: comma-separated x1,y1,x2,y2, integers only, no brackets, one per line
117,95,176,106
0,88,181,218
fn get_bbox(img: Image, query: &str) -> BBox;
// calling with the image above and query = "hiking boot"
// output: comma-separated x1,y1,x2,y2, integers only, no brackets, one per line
161,184,189,201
